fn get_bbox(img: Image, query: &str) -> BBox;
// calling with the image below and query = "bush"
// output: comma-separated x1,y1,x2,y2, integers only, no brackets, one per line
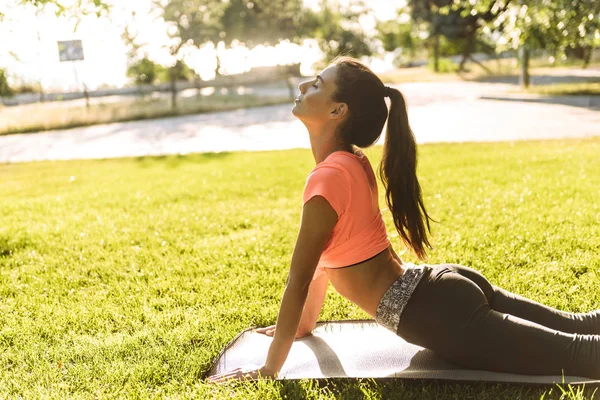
0,69,13,97
127,57,166,85
428,57,457,73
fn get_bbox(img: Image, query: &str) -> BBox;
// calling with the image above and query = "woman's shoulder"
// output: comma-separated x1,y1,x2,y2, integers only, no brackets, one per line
322,149,367,169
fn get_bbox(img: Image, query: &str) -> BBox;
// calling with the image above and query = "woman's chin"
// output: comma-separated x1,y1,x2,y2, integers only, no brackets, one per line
291,104,300,117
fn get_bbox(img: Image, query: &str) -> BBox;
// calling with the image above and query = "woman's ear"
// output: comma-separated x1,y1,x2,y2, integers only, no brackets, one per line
330,103,348,120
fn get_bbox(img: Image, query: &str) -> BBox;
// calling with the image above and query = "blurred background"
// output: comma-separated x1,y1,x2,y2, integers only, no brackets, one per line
0,0,598,160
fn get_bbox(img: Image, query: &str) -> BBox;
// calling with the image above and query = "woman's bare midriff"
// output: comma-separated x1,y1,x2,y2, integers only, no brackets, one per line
324,245,407,318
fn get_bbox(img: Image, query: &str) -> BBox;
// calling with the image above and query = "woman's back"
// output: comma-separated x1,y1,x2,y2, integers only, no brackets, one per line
305,148,407,317
325,246,406,317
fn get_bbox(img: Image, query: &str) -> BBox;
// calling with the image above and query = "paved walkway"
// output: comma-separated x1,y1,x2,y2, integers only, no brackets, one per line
1,82,599,163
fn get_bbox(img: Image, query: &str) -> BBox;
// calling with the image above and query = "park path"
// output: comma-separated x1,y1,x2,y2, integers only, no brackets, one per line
1,81,599,163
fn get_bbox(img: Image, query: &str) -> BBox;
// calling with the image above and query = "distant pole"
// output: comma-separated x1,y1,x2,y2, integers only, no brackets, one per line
72,61,80,92
36,12,44,102
58,40,86,104
83,80,90,109
170,67,177,111
433,35,440,73
519,45,530,88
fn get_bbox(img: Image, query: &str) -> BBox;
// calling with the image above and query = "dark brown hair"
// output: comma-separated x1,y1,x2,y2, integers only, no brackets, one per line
331,56,433,259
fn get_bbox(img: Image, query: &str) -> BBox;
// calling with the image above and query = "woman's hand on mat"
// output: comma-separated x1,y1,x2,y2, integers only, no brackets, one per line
206,364,277,383
255,325,312,339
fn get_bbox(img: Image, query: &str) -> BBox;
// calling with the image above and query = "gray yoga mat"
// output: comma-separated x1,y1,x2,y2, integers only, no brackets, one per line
206,319,599,385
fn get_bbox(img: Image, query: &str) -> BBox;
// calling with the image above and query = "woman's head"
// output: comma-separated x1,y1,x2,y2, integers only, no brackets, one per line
292,57,388,149
328,57,388,148
292,65,345,128
296,56,434,259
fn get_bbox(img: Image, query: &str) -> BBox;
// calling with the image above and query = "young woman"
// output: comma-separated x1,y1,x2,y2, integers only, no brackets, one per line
207,57,600,383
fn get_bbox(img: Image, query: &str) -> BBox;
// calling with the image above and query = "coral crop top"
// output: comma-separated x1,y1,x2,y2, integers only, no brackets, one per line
302,148,391,281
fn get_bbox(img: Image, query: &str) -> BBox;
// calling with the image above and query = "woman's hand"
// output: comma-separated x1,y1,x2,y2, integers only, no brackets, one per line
255,325,312,339
206,364,277,384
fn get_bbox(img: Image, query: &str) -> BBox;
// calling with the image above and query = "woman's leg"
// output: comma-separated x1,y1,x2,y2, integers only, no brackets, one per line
442,263,600,335
397,265,600,378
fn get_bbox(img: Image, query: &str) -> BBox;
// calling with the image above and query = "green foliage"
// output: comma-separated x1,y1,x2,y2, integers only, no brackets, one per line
159,0,227,48
441,0,600,57
220,0,308,47
376,20,421,56
126,57,165,85
171,60,191,81
305,0,372,65
164,60,193,83
428,56,457,72
0,69,14,97
157,0,308,76
1,0,110,18
0,139,599,397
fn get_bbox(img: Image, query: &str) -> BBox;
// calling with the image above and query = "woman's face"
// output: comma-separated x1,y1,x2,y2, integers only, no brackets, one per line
292,65,342,125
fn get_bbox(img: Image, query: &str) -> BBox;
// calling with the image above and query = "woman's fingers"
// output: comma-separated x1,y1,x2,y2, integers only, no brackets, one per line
255,325,276,336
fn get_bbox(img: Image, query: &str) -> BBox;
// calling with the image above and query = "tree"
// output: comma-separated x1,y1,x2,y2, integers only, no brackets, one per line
220,0,308,47
159,0,227,76
0,0,110,20
0,68,14,98
158,0,310,97
408,0,509,72
304,0,373,67
220,0,311,96
440,0,600,85
377,20,420,57
126,57,166,85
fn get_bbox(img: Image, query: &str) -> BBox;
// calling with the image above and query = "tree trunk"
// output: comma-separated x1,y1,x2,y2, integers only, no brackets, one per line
285,75,295,100
459,30,476,72
170,68,177,111
519,46,530,88
215,54,222,78
83,83,90,109
433,35,440,73
582,46,593,69
195,76,202,101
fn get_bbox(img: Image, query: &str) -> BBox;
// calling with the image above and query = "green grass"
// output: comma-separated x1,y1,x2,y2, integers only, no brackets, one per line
1,139,599,398
518,83,600,96
0,93,290,136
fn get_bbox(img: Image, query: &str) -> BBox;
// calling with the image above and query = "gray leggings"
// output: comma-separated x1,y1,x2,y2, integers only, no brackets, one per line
397,264,600,379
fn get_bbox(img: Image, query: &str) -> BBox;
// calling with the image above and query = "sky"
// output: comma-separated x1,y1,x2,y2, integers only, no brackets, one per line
0,0,404,91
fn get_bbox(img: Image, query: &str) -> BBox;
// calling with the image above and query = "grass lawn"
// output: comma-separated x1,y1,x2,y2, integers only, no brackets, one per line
1,138,599,399
516,83,600,96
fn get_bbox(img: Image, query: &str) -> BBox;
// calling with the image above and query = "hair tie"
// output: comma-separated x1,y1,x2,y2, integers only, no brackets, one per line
383,86,393,98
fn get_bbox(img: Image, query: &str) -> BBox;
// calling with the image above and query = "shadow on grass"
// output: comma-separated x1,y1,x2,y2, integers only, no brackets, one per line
0,233,34,258
134,152,233,168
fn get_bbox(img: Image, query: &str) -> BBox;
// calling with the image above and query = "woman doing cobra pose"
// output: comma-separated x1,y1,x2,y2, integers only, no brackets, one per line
207,57,599,383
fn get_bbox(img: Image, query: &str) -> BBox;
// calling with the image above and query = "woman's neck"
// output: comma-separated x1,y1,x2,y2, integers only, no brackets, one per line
305,125,353,164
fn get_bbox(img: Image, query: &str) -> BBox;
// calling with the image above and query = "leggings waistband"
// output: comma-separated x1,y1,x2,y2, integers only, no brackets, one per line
375,264,431,334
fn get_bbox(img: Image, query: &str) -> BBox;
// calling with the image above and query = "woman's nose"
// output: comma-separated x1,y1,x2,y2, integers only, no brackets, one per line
298,80,309,94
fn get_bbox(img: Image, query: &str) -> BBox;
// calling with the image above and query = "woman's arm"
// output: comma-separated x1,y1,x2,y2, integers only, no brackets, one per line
263,195,337,375
295,271,329,336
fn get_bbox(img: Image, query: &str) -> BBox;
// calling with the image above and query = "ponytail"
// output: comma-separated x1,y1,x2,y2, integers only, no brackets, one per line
330,57,434,259
378,88,433,259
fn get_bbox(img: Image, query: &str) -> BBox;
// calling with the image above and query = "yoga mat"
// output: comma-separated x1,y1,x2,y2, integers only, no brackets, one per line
206,319,599,385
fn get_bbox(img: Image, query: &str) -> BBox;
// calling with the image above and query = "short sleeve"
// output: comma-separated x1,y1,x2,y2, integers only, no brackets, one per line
302,165,351,218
